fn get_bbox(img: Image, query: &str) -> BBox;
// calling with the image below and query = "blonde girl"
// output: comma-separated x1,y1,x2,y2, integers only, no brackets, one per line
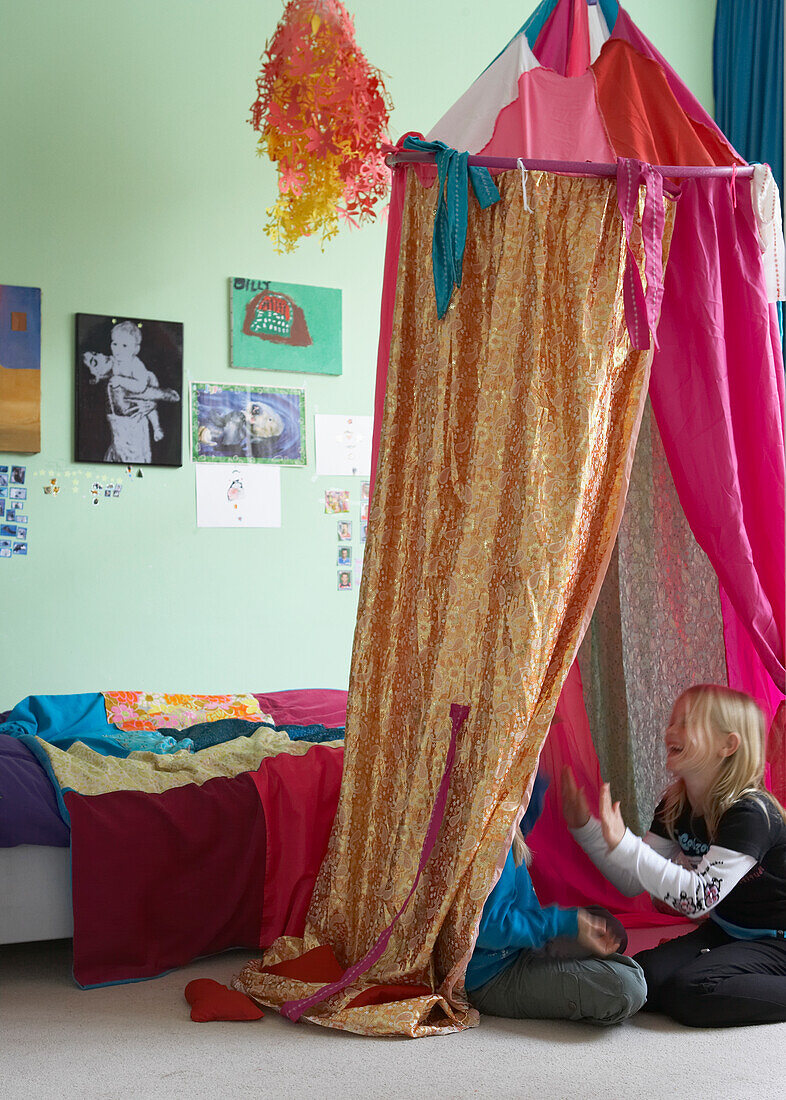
562,684,786,1027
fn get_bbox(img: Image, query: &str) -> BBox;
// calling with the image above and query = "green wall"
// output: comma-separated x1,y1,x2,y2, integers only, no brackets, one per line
0,0,716,709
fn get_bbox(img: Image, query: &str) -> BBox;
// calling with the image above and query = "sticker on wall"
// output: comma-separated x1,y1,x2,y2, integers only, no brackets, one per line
315,414,372,477
324,489,350,514
337,569,352,591
0,285,41,454
230,278,342,375
360,521,367,544
361,481,369,501
1,464,27,555
337,519,352,542
195,463,281,528
337,545,352,568
192,382,306,466
75,313,183,467
43,477,60,495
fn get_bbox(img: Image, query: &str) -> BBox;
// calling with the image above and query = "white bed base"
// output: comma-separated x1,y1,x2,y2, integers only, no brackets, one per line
0,845,72,944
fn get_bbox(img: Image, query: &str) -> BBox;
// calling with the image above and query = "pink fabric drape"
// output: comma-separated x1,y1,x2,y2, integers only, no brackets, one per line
648,176,786,700
527,661,683,928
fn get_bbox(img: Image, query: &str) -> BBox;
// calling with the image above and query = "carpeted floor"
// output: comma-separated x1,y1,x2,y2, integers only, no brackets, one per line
2,937,786,1100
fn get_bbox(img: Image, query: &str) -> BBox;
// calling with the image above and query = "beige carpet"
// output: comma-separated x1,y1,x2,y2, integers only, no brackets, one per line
2,938,786,1100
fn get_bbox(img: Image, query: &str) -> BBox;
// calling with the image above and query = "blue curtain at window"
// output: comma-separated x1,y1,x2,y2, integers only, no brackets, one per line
713,0,783,193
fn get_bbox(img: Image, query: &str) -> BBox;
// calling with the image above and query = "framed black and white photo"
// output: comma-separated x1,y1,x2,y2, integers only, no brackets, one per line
75,314,183,466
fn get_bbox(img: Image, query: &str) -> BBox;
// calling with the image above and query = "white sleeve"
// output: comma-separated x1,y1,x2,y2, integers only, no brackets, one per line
572,817,757,919
571,817,676,897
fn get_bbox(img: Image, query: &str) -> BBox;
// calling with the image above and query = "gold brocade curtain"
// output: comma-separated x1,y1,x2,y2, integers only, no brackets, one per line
236,169,674,1037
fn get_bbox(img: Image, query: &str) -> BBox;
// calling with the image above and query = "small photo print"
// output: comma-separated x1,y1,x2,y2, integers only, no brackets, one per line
11,466,26,485
104,485,114,497
361,501,369,523
0,470,7,488
361,481,370,501
0,540,10,557
337,569,352,591
12,541,27,556
324,489,350,514
361,521,367,544
337,519,352,542
337,545,352,567
9,487,26,500
192,381,306,465
0,524,16,538
0,500,4,518
113,484,122,497
16,526,27,540
7,509,21,523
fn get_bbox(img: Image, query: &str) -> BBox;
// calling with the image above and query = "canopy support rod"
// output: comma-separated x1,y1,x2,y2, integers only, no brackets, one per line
385,151,755,179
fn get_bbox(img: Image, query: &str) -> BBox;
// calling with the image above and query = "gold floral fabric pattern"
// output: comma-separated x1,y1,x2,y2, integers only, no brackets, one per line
235,168,675,1037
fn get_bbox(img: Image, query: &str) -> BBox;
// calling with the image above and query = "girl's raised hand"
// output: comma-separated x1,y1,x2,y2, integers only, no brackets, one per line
560,766,590,828
598,783,626,850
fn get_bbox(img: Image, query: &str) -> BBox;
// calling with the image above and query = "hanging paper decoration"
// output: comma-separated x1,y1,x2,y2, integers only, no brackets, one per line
250,0,393,252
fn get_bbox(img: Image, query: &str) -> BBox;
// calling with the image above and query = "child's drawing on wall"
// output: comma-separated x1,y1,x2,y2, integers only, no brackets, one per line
75,314,183,466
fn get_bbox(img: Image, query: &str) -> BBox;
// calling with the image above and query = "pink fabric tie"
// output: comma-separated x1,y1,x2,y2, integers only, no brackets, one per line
280,703,470,1022
616,157,667,350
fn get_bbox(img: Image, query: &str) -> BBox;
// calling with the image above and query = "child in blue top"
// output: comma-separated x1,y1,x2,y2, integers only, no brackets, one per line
466,777,646,1025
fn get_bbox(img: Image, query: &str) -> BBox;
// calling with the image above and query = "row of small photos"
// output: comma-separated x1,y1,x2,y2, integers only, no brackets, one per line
337,518,365,591
0,465,28,558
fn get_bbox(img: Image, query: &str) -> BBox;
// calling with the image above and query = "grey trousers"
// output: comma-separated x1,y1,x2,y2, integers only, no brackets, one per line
467,950,647,1026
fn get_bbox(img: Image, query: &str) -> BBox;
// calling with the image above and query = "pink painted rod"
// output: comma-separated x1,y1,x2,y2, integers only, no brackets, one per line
385,151,755,179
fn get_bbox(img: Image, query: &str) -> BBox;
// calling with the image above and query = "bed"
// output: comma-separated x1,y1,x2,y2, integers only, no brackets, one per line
0,688,348,985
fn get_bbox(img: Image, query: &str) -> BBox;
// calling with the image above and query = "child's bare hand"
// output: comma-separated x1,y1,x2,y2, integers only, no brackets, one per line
598,783,626,850
576,909,621,957
560,766,590,828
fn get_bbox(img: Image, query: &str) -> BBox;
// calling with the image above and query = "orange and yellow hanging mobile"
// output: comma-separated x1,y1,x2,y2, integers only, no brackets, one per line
250,0,393,252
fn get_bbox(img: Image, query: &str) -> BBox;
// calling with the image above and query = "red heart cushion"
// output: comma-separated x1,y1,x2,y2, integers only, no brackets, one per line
184,978,264,1022
259,944,345,983
345,983,432,1009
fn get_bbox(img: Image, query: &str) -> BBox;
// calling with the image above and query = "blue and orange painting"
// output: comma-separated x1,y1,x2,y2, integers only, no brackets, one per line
0,285,41,453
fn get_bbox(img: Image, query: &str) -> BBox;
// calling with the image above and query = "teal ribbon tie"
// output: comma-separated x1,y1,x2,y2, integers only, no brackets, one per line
402,136,500,318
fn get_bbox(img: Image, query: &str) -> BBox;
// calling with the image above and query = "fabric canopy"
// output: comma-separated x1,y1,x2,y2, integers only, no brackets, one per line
236,0,786,1039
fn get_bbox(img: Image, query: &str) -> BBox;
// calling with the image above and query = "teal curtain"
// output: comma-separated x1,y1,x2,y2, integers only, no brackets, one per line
713,0,783,194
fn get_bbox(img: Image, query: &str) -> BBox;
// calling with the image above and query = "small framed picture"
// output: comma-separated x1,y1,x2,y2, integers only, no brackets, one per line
337,569,352,591
337,519,352,541
360,521,367,544
6,509,20,523
337,545,352,567
16,526,27,540
11,466,26,485
12,541,27,556
0,524,16,538
0,500,4,518
0,540,11,557
75,313,183,466
9,487,26,500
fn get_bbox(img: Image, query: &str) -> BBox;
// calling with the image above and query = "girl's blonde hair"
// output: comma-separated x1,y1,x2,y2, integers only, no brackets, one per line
660,684,786,841
511,831,532,867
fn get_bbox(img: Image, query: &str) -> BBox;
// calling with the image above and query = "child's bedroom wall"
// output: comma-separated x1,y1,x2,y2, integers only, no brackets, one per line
0,0,716,708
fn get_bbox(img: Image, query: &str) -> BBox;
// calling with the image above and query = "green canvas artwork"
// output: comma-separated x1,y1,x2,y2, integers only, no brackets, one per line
229,277,342,375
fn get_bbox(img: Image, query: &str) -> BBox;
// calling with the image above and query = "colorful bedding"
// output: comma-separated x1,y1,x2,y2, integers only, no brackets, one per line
67,744,344,987
0,688,349,985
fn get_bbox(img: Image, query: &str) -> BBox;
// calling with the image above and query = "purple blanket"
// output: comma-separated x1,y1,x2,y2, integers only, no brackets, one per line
0,734,69,847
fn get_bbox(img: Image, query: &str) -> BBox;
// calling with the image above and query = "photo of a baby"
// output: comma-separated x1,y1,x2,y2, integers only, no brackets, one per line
76,314,183,466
